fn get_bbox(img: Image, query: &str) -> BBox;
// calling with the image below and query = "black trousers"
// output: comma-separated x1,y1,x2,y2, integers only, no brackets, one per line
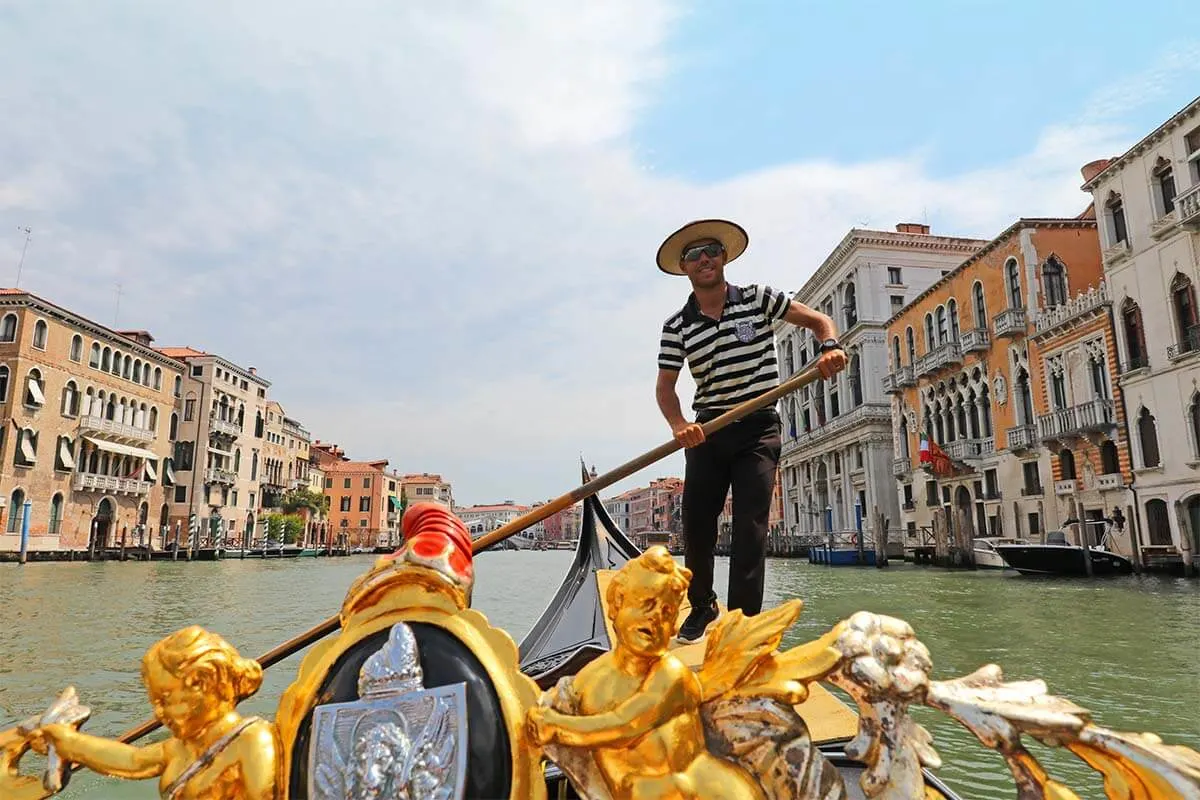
682,408,781,617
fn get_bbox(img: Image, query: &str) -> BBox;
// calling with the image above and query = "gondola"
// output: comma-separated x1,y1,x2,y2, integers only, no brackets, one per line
4,467,1198,800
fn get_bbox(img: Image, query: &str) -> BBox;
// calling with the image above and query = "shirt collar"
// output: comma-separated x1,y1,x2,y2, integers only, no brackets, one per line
682,283,744,325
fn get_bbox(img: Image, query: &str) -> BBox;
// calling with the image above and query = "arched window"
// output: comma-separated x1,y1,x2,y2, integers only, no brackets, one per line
61,380,79,416
947,299,960,340
924,314,935,351
1006,258,1022,308
1106,191,1128,245
173,375,182,397
132,359,142,384
149,406,158,431
848,352,862,407
1190,394,1200,459
972,281,987,328
935,306,948,344
234,448,242,472
1121,299,1147,370
1144,498,1171,546
24,368,45,408
7,488,25,532
169,412,179,441
891,336,902,368
1100,440,1120,474
1042,256,1068,308
1058,449,1076,480
843,283,858,329
1152,157,1177,216
32,319,48,349
89,342,101,368
1015,368,1033,426
70,334,83,362
1138,407,1160,468
0,364,9,403
122,354,132,380
49,493,64,534
153,366,162,390
905,327,915,362
898,415,910,459
0,314,17,342
1170,272,1198,354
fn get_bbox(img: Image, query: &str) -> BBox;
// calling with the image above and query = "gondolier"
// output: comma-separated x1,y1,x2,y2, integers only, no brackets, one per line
655,218,846,641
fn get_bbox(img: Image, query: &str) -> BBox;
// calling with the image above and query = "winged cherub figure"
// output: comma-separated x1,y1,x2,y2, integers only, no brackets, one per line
525,546,846,800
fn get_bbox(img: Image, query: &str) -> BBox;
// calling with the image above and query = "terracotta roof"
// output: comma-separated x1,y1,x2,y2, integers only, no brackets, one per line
401,473,443,483
157,346,208,359
323,459,389,473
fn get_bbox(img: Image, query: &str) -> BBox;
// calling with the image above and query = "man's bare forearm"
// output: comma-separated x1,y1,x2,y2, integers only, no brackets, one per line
656,385,687,429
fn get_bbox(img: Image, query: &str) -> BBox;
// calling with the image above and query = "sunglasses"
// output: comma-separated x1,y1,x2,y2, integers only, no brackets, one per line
681,242,724,262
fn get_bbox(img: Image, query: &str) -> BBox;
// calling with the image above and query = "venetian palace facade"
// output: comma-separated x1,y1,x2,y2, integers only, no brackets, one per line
0,290,182,551
774,224,987,542
1081,96,1200,570
883,214,1139,559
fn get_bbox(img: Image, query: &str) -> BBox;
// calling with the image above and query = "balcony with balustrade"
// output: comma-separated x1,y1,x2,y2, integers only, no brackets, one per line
915,341,962,377
881,372,898,395
993,307,1027,338
944,437,995,461
958,327,989,353
1102,240,1131,266
892,456,911,477
1031,282,1110,338
895,364,915,388
78,414,155,445
1178,182,1200,230
1095,473,1125,491
209,415,241,438
1006,424,1037,451
205,467,237,486
1054,479,1075,497
74,472,151,496
1037,398,1117,445
1166,324,1200,361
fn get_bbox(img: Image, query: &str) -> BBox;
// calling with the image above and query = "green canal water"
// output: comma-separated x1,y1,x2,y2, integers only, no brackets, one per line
1,552,1197,799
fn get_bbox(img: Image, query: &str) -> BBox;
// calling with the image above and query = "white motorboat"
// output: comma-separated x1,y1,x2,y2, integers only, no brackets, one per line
973,536,1028,569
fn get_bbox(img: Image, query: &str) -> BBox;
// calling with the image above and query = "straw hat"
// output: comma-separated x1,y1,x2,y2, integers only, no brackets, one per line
656,219,749,276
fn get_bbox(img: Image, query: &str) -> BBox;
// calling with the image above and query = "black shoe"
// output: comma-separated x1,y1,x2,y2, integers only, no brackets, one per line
676,601,718,642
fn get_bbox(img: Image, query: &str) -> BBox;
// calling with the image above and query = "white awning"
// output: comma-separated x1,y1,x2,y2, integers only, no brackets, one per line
144,459,158,481
58,439,75,470
208,446,233,458
19,434,36,464
26,378,45,406
82,436,157,460
164,459,176,485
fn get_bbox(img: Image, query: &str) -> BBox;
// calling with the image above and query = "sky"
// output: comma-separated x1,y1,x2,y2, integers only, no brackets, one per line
0,1,1197,507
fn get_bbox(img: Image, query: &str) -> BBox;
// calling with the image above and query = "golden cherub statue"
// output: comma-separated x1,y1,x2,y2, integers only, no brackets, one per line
24,626,281,800
525,546,846,799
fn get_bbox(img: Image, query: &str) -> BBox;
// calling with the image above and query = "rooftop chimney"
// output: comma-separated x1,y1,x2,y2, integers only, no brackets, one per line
1080,159,1112,184
896,223,931,235
248,366,257,375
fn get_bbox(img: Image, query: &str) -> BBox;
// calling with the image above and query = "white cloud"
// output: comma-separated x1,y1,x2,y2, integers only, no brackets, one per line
0,3,1194,506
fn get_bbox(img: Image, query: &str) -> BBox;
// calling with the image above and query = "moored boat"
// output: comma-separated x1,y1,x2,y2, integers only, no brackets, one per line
994,530,1135,577
973,536,1029,569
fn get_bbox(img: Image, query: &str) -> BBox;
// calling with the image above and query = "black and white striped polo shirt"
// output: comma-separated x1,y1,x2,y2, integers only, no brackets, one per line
658,283,791,412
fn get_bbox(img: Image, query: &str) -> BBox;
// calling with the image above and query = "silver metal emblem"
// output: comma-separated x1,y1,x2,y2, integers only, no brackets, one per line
308,622,468,800
734,319,756,343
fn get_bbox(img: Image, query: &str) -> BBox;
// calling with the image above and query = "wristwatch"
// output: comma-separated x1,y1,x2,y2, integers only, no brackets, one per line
817,338,843,354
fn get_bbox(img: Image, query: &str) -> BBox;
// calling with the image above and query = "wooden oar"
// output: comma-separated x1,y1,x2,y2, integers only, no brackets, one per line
105,361,828,747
